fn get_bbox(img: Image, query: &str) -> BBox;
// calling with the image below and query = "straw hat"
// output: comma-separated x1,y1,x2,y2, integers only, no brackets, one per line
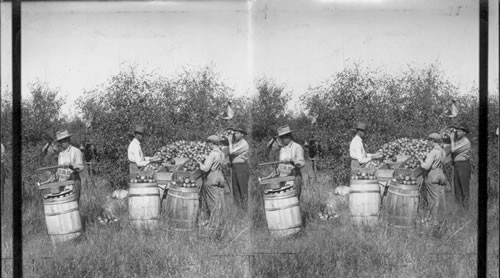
356,122,367,131
134,124,145,134
455,122,470,134
428,133,442,141
277,125,294,137
207,135,220,143
231,124,247,135
55,130,71,141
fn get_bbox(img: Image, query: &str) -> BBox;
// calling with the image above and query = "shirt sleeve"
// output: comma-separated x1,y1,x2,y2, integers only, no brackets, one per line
350,138,370,163
229,140,248,157
72,148,85,172
199,152,215,173
420,150,436,170
128,142,148,167
293,144,305,168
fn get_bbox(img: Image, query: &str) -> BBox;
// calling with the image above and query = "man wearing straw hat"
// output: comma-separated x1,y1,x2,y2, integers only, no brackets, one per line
55,130,85,202
276,125,305,199
226,124,250,212
349,122,380,171
127,124,158,179
196,135,226,231
417,133,447,227
449,122,472,210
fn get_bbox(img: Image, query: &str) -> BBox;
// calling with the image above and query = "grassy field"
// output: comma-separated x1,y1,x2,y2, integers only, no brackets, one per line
1,164,499,278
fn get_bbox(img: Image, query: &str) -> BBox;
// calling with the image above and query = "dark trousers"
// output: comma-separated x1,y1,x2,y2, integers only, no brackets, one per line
294,174,303,200
232,162,250,212
453,160,471,209
69,172,81,204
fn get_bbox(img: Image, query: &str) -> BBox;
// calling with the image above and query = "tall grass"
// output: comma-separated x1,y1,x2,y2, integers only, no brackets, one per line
1,165,498,277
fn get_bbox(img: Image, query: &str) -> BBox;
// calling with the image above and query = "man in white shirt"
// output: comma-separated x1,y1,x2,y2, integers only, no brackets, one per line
127,124,157,179
55,130,85,202
277,125,305,199
349,122,379,171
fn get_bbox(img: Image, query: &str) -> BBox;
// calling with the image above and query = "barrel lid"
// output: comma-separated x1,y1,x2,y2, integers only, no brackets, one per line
264,184,293,195
43,189,74,200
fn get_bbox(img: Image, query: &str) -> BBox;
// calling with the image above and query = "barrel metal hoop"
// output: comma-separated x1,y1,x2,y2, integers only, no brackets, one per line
44,207,80,216
351,214,379,217
265,202,300,211
268,223,302,231
48,229,82,236
349,190,380,194
130,217,159,221
167,193,199,200
128,194,160,197
264,193,297,200
387,189,420,197
169,218,196,223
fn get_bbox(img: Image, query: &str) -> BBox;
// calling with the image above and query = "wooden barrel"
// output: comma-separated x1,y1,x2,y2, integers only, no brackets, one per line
385,181,420,228
128,183,160,229
349,179,380,226
43,192,82,245
165,186,199,231
264,188,302,237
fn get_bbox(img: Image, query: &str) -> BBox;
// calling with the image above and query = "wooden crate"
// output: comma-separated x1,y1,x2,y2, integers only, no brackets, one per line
377,162,401,181
351,167,377,177
156,172,173,184
173,168,203,181
394,165,425,179
259,176,295,191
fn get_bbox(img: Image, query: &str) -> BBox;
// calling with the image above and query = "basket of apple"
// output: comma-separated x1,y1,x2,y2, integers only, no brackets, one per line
170,176,198,188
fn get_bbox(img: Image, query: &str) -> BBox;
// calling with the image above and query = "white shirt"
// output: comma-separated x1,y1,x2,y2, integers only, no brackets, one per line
447,103,458,118
279,141,305,168
224,105,234,120
58,145,84,172
128,138,150,167
349,135,372,164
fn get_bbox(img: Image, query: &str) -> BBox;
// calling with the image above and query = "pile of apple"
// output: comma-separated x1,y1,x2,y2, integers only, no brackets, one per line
144,163,162,172
154,140,211,166
378,138,433,161
364,160,382,168
181,159,200,172
401,156,420,170
351,171,377,180
393,174,418,185
130,174,155,184
170,176,198,188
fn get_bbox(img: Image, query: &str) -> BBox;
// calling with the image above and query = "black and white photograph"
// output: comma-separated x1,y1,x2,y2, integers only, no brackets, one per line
0,0,499,276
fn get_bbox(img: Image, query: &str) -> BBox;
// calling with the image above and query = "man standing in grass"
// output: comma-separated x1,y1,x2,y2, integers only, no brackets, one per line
197,135,226,232
56,130,85,203
127,124,159,179
226,124,250,212
449,123,472,210
417,133,447,226
277,125,305,199
349,122,380,171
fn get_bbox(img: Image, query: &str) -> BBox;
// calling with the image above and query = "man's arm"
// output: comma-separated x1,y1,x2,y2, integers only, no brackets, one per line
350,139,371,163
199,152,215,172
292,145,305,168
72,149,85,172
229,140,248,157
129,144,149,167
419,150,435,170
